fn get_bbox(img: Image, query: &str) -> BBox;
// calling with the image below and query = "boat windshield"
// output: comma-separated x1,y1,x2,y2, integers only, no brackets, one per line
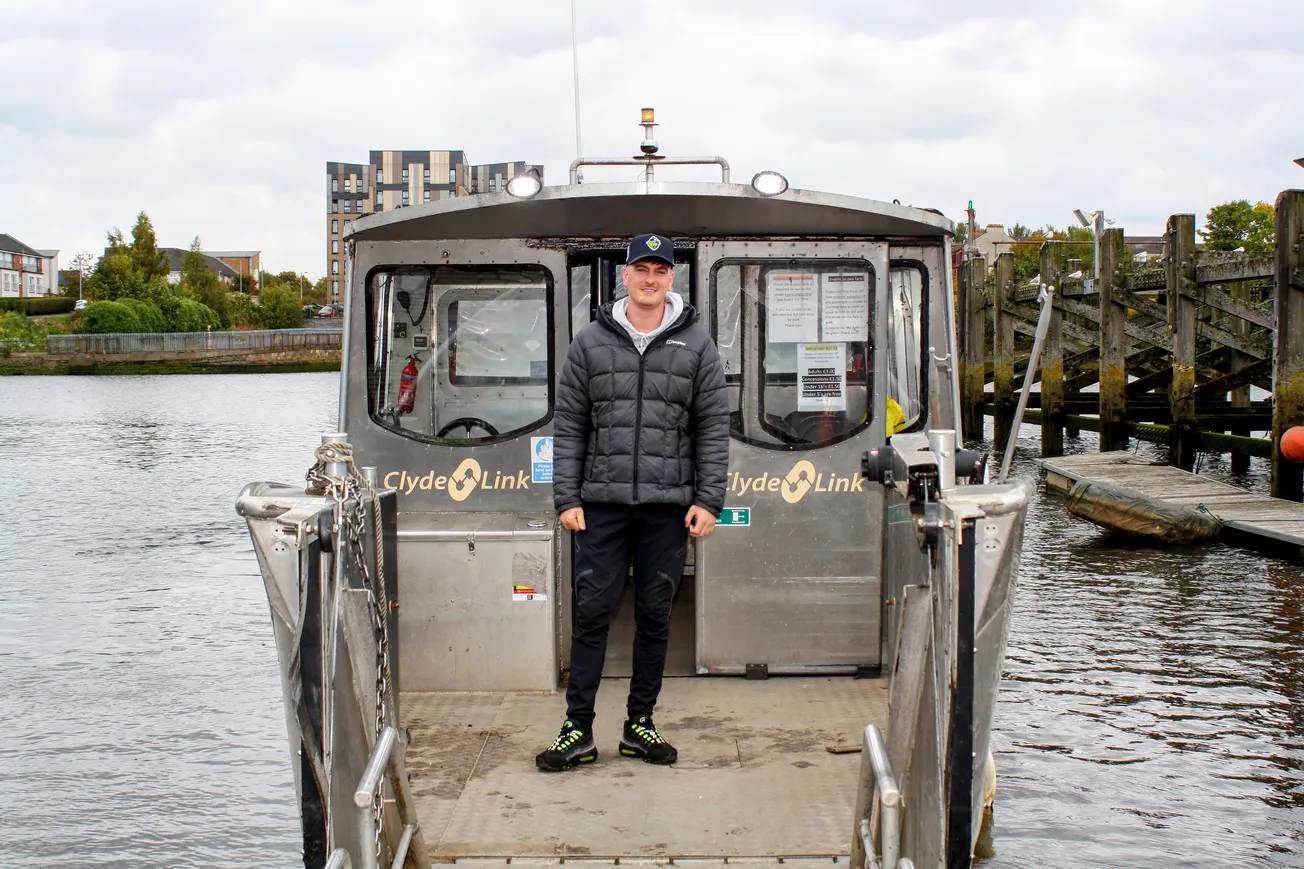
713,259,875,448
364,264,554,443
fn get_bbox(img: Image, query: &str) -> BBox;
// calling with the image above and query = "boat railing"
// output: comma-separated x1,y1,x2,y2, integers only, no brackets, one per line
852,724,908,869
325,848,353,869
354,725,423,869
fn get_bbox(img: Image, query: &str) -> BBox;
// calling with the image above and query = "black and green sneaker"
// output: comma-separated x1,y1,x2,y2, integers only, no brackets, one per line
535,720,597,772
619,715,678,765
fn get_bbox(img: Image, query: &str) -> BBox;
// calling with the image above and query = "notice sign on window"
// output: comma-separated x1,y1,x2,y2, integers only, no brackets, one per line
798,343,847,411
820,273,869,341
766,272,819,343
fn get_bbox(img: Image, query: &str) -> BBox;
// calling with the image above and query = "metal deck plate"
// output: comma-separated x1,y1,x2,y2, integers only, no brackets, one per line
403,677,889,860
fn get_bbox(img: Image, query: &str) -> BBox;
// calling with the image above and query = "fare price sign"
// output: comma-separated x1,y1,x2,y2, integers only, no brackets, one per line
716,508,751,527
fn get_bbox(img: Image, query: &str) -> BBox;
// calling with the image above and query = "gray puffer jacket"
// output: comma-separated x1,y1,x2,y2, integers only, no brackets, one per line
553,299,730,515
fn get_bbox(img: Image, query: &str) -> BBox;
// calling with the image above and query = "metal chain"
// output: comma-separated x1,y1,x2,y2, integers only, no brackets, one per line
305,442,393,864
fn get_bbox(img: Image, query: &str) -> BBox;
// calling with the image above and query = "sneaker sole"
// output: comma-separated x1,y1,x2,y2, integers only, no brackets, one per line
619,741,677,765
536,749,598,772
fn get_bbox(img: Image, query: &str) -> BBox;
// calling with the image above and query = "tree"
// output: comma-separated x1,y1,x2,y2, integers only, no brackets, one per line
66,251,96,299
129,211,169,280
1201,200,1275,252
225,290,260,329
954,222,968,244
260,283,303,330
304,277,329,306
1009,224,1031,240
181,236,229,327
87,250,145,301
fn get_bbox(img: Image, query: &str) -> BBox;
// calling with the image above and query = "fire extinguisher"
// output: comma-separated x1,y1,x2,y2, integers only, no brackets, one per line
398,354,420,414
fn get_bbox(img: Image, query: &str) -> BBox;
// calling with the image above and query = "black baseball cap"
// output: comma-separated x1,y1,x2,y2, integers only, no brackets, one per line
626,233,675,266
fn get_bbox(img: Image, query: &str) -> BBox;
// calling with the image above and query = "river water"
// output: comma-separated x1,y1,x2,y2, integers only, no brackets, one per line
0,374,1300,867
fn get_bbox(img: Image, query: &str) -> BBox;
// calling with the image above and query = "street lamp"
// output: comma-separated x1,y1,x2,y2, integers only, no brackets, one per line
1073,209,1116,283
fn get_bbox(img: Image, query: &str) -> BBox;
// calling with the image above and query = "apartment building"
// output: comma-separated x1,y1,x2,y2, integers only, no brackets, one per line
325,150,542,301
0,234,58,297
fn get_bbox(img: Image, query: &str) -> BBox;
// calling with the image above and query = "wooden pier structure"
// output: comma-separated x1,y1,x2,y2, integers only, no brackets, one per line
1042,452,1304,561
957,189,1304,503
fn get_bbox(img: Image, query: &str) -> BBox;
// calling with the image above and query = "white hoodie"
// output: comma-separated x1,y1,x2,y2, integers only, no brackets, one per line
613,291,684,355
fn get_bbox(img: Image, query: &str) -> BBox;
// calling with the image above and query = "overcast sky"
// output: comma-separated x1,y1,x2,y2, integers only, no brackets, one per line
3,0,1301,278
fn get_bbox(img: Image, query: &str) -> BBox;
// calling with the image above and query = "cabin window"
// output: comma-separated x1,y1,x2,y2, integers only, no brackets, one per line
365,265,553,444
886,265,927,433
711,259,874,449
569,263,592,337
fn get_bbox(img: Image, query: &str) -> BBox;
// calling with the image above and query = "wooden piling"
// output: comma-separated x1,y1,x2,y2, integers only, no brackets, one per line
992,252,1017,449
1166,215,1198,471
1229,281,1251,474
1272,190,1304,501
1040,241,1065,457
1098,228,1128,451
962,255,988,437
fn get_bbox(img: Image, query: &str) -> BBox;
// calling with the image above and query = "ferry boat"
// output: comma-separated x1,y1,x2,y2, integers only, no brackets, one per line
237,110,1033,869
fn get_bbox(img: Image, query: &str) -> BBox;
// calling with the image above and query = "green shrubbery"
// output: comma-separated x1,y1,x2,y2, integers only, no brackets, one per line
259,284,304,330
0,312,49,356
0,298,77,315
80,298,222,334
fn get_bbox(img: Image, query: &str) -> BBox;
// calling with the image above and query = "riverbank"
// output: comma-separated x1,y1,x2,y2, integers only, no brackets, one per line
0,347,340,375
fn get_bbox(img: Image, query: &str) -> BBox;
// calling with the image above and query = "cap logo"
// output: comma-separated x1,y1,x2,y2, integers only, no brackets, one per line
646,236,661,251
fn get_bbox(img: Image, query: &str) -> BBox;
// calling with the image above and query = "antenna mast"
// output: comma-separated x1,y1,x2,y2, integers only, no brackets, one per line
570,0,584,182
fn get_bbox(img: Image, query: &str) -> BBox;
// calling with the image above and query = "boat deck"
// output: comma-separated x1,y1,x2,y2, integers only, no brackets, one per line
401,676,889,864
1042,451,1304,558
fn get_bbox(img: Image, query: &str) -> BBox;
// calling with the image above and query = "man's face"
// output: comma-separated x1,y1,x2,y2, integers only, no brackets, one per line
622,259,674,311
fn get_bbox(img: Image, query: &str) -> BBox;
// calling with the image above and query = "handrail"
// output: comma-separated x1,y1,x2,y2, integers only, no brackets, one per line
852,724,901,869
568,155,730,184
352,726,428,869
354,727,397,869
390,824,418,869
325,848,353,869
354,726,397,808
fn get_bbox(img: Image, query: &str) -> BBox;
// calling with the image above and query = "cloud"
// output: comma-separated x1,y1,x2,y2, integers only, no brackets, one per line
1,0,1301,275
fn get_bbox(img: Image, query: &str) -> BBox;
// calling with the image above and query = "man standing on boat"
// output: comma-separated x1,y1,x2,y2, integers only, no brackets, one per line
536,233,730,772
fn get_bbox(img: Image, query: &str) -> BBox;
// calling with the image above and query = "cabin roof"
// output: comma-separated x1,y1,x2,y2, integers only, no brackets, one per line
347,182,953,243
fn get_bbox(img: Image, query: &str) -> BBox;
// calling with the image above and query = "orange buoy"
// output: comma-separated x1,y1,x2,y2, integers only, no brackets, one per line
1283,426,1304,464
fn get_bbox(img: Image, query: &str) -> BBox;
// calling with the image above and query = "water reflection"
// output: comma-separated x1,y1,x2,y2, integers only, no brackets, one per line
983,425,1304,867
0,374,335,868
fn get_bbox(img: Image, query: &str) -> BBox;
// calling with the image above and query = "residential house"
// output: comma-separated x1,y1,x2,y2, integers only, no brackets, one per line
0,235,58,297
159,248,239,285
207,250,262,291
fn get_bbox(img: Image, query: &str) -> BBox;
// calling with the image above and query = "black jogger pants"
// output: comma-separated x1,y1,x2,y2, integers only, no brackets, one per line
565,503,689,732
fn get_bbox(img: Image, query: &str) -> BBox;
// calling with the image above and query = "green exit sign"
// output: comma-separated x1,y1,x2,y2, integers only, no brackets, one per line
717,508,751,527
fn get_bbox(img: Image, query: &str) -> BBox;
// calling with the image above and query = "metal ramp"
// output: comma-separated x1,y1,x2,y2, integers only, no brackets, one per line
402,677,890,861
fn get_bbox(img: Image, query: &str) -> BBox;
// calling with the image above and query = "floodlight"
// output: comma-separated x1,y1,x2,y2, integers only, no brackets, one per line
751,171,789,196
1295,157,1304,168
1073,209,1090,227
505,169,543,199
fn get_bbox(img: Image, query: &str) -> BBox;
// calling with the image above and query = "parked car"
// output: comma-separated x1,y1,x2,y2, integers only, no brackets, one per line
302,304,320,317
74,299,89,310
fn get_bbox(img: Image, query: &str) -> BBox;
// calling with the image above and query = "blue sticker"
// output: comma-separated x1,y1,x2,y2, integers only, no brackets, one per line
531,437,554,484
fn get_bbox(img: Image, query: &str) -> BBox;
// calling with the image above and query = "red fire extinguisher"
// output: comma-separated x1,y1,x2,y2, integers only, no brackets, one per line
398,354,420,414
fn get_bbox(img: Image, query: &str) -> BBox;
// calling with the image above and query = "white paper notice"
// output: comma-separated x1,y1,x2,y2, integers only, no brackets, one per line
766,272,819,343
798,343,847,411
820,273,869,342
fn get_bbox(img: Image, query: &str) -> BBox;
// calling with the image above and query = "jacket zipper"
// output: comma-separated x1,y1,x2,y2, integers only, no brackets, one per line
632,353,647,501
